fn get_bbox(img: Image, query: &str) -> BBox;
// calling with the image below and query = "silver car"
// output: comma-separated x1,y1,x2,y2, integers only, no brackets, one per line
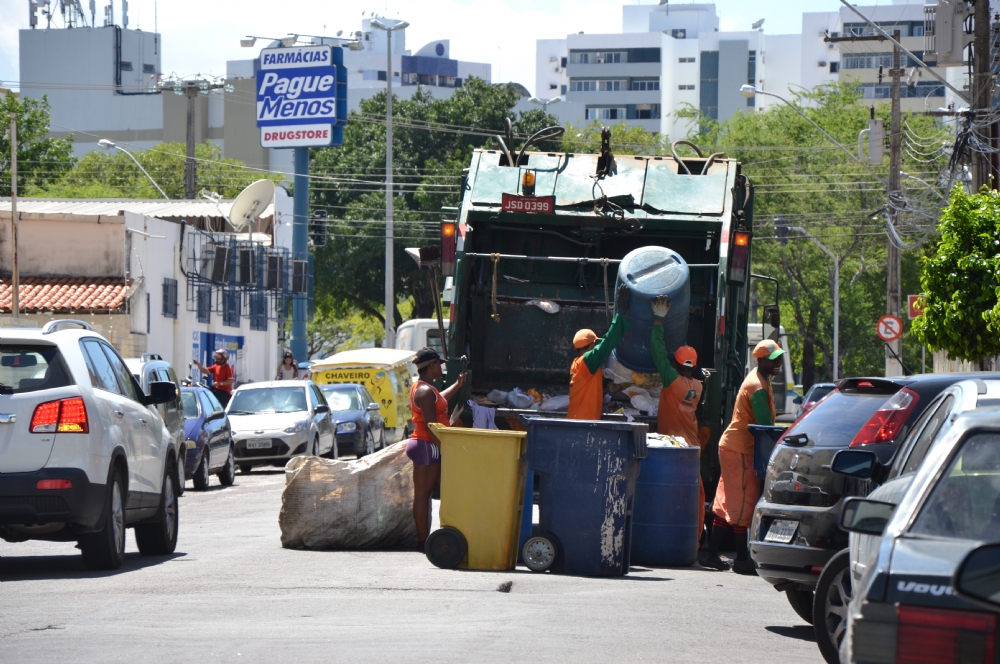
836,407,1000,663
227,380,336,472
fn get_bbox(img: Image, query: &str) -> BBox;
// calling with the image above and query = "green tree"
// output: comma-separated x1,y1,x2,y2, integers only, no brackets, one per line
911,185,1000,368
561,120,664,154
29,141,281,199
0,92,76,196
311,79,557,327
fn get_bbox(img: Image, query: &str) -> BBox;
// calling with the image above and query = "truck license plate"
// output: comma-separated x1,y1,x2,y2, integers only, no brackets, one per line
246,438,272,450
764,520,798,544
502,193,554,214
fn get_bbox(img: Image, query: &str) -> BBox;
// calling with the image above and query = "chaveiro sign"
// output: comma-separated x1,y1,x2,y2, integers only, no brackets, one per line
256,43,347,148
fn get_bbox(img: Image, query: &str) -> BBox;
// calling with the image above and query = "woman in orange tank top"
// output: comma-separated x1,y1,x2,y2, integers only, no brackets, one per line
407,347,467,551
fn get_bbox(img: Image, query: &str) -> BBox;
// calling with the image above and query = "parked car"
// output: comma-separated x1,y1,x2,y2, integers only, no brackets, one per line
125,353,185,495
796,382,837,416
837,408,1000,663
0,320,179,570
181,387,235,490
751,373,1000,630
227,380,336,472
319,383,386,457
813,378,1000,663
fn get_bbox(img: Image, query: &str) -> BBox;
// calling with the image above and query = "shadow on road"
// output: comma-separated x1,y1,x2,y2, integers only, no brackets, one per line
765,625,816,642
0,551,187,582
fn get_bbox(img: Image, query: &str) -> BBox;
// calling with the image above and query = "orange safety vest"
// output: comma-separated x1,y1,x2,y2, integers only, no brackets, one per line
567,356,604,420
719,369,775,455
657,375,702,446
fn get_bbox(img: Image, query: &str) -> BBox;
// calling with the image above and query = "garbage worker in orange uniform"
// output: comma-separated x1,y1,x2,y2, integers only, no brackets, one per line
699,339,784,574
648,295,706,537
567,283,631,420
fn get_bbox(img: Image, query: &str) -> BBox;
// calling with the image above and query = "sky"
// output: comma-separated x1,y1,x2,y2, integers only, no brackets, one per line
0,0,911,96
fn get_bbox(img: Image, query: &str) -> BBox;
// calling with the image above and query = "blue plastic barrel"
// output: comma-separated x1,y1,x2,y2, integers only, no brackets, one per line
523,417,647,577
518,469,534,563
612,246,691,372
631,444,701,567
749,424,786,478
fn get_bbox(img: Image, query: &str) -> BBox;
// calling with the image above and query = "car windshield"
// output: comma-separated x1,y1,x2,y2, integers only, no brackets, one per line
910,433,1000,541
783,386,896,447
181,392,200,418
321,388,361,411
229,387,307,414
0,345,72,394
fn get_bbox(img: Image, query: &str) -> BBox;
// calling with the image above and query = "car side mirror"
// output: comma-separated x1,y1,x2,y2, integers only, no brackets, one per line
839,497,896,536
206,410,225,422
793,396,804,405
954,543,1000,611
368,402,381,412
314,404,330,413
146,381,177,406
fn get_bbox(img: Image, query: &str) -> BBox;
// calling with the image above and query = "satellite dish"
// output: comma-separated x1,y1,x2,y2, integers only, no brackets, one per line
228,180,275,232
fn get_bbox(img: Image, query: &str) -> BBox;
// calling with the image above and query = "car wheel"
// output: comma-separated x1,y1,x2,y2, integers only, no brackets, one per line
79,464,127,571
192,450,211,491
785,589,815,625
379,430,386,450
239,463,253,474
358,429,375,457
218,445,236,486
814,549,852,664
176,453,186,497
311,437,321,457
134,463,179,556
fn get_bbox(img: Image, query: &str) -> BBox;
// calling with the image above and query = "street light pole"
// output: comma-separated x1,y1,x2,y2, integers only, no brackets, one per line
790,226,840,381
98,139,169,199
371,18,409,347
10,113,18,318
529,96,562,114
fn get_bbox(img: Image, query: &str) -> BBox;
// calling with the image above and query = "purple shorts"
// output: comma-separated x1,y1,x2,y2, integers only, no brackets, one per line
405,438,441,465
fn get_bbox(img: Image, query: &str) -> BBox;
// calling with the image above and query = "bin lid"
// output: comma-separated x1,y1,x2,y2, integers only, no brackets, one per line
520,416,648,459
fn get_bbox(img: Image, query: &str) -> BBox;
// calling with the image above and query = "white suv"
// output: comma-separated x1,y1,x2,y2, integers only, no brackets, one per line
0,320,180,570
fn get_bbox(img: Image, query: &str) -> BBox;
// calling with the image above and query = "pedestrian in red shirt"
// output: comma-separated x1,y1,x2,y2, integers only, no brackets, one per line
193,349,235,407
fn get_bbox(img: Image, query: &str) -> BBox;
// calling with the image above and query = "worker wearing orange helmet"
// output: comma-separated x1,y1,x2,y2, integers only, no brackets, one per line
699,338,784,575
567,282,631,420
649,294,706,535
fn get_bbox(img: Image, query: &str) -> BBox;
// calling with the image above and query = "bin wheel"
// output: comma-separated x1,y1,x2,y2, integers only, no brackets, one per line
425,527,467,569
522,536,556,572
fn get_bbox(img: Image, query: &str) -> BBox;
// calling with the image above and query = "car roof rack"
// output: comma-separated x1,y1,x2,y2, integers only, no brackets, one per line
41,319,95,335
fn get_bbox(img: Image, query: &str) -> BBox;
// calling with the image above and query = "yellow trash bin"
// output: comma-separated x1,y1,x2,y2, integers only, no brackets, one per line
424,423,528,571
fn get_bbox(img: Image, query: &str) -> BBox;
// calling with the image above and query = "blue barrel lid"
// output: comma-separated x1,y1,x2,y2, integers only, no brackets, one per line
619,246,687,294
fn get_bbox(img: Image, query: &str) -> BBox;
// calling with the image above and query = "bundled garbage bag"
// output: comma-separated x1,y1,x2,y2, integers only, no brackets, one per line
507,387,535,409
539,394,571,411
279,444,417,550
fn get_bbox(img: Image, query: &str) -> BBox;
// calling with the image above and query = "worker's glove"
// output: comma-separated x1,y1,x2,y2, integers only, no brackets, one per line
651,295,671,319
615,282,631,314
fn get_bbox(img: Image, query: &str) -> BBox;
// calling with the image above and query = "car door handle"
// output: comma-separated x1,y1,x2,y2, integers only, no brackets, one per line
114,410,125,419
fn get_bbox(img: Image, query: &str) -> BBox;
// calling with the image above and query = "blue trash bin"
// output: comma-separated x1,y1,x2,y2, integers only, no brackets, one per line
517,469,534,563
748,424,786,479
631,443,701,567
521,417,647,577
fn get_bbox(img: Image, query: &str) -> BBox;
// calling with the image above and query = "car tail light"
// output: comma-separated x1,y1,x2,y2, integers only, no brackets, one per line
36,479,73,490
30,397,89,434
896,605,995,663
850,388,917,447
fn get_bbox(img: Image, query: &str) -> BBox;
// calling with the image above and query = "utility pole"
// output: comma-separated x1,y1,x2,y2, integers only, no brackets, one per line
972,0,993,190
158,79,226,199
886,31,903,376
9,113,18,318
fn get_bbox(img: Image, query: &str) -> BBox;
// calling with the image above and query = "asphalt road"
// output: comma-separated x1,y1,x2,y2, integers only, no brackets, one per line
1,466,822,663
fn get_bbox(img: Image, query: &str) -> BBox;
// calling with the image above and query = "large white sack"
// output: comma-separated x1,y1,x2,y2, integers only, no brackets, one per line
279,444,418,550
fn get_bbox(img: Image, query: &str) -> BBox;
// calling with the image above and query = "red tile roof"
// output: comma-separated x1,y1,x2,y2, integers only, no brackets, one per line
0,278,127,313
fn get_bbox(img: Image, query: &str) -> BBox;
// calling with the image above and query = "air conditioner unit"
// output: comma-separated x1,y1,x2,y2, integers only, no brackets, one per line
818,61,828,67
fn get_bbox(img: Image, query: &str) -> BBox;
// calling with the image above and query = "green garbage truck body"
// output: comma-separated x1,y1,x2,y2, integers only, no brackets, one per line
443,146,769,480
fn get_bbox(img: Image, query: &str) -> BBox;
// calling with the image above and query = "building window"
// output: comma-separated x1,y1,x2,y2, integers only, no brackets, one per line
585,107,626,120
632,79,660,91
678,57,696,64
377,70,387,81
842,52,924,70
843,21,924,38
142,64,156,74
699,50,719,121
561,57,568,67
635,104,661,119
670,29,687,39
858,81,945,99
162,278,178,319
549,83,558,90
677,84,695,91
196,286,211,323
223,289,241,328
120,61,133,71
830,61,840,74
561,84,567,95
569,51,624,64
570,79,627,92
249,293,268,332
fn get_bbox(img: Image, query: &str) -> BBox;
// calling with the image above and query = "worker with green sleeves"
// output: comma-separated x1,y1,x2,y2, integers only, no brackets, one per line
568,283,631,420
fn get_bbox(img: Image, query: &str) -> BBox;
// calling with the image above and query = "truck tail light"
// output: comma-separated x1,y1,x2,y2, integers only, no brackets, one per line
850,388,917,447
30,397,89,434
728,231,751,283
441,221,457,277
896,605,995,663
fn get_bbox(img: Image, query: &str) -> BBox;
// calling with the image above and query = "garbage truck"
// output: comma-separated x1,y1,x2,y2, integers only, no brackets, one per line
438,127,780,494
